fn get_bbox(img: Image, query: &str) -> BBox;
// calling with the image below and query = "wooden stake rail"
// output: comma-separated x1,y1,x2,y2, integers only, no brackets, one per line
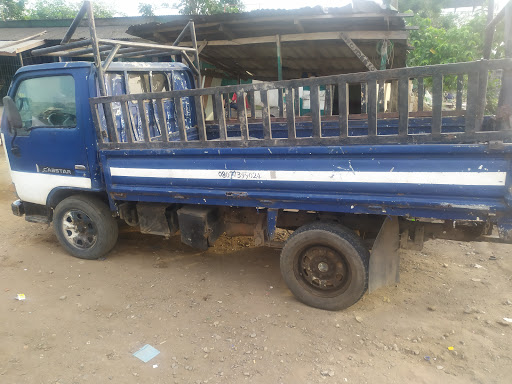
90,59,512,150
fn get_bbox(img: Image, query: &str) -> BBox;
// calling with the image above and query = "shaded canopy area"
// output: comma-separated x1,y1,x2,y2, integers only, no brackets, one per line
127,6,411,81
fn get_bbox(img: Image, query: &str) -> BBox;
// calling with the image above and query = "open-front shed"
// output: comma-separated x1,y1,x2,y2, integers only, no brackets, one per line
127,5,412,81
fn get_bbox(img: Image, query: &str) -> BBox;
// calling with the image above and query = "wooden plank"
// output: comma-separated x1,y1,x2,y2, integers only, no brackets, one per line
294,87,301,116
172,21,191,46
214,93,227,140
174,97,188,141
431,74,443,136
456,74,463,111
90,103,105,142
276,34,283,81
310,84,321,138
465,71,481,133
285,88,296,140
260,90,272,140
98,130,512,150
212,92,218,120
278,88,284,118
121,100,135,143
90,59,512,105
97,39,196,53
155,99,169,142
102,44,121,71
203,31,409,47
339,32,378,72
367,80,377,136
377,80,385,112
137,100,150,142
61,2,87,44
361,83,367,114
398,77,409,136
417,77,424,111
237,91,249,141
338,80,348,137
194,95,207,142
325,85,332,116
249,90,256,118
0,31,47,50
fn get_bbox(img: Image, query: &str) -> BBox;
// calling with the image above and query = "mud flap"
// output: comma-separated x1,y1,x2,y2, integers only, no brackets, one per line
368,216,400,293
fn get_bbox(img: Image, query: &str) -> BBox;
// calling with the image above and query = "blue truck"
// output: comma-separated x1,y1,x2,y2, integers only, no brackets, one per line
1,2,512,310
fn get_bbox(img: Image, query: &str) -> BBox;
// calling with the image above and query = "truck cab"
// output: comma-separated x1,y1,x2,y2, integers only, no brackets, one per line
1,61,195,222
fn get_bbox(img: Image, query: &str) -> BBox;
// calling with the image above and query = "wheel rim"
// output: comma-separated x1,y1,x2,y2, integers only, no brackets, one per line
61,209,98,249
297,245,351,297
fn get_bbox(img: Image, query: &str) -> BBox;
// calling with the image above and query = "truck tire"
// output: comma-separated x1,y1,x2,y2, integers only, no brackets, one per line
53,195,118,260
280,222,369,311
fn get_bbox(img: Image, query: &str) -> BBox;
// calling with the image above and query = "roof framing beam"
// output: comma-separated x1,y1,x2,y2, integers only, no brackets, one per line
177,30,408,47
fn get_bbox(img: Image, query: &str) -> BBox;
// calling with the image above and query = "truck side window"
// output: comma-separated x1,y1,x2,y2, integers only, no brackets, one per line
152,73,169,92
14,75,76,129
127,73,150,94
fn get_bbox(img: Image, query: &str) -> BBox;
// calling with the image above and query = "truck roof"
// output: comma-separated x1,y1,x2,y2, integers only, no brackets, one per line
16,61,192,75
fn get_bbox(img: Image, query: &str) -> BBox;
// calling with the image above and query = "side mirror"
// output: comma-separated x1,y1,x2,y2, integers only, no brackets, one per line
2,96,23,133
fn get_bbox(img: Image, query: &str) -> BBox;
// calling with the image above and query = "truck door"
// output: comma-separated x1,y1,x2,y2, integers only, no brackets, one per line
5,72,92,206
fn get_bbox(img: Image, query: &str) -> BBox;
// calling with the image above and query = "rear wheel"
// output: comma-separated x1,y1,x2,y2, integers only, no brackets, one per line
53,195,118,260
280,222,369,311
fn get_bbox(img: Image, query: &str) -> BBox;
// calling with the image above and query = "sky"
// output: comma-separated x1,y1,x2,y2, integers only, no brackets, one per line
103,0,353,17
26,0,511,18
99,0,511,17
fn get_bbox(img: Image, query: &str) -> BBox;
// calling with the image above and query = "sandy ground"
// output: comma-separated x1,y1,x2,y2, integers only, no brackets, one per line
0,148,511,384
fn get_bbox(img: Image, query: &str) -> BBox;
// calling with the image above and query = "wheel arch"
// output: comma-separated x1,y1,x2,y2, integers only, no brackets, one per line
46,187,109,209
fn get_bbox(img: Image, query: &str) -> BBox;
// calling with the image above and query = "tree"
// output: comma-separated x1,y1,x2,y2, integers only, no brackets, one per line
176,0,244,15
0,0,26,20
25,0,115,19
138,2,155,17
398,0,444,19
137,2,171,17
404,1,505,113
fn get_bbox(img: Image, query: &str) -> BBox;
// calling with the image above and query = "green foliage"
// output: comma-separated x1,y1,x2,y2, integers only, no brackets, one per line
399,0,444,18
0,0,27,20
176,0,244,15
1,0,116,20
138,2,155,17
406,2,506,113
137,2,171,17
25,0,115,19
407,13,487,70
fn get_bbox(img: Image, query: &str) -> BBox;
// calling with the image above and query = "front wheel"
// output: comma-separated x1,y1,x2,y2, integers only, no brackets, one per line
53,195,118,260
280,222,369,311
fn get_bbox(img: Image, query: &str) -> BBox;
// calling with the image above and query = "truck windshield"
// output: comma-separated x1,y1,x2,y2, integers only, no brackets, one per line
14,75,76,129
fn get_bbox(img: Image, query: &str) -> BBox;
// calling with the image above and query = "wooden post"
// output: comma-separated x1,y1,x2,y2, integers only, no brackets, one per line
456,74,464,111
498,1,512,130
477,0,495,128
276,35,283,81
189,21,202,88
86,1,106,97
417,77,424,111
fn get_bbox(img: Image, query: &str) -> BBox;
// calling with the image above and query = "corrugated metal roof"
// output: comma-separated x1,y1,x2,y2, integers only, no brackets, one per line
0,26,134,41
0,40,45,56
127,5,410,80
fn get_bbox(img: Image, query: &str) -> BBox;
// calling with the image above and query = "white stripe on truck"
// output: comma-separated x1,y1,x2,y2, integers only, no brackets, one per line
109,167,507,186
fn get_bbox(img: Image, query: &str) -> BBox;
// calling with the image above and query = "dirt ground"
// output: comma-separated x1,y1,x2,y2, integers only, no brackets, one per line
0,148,511,384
